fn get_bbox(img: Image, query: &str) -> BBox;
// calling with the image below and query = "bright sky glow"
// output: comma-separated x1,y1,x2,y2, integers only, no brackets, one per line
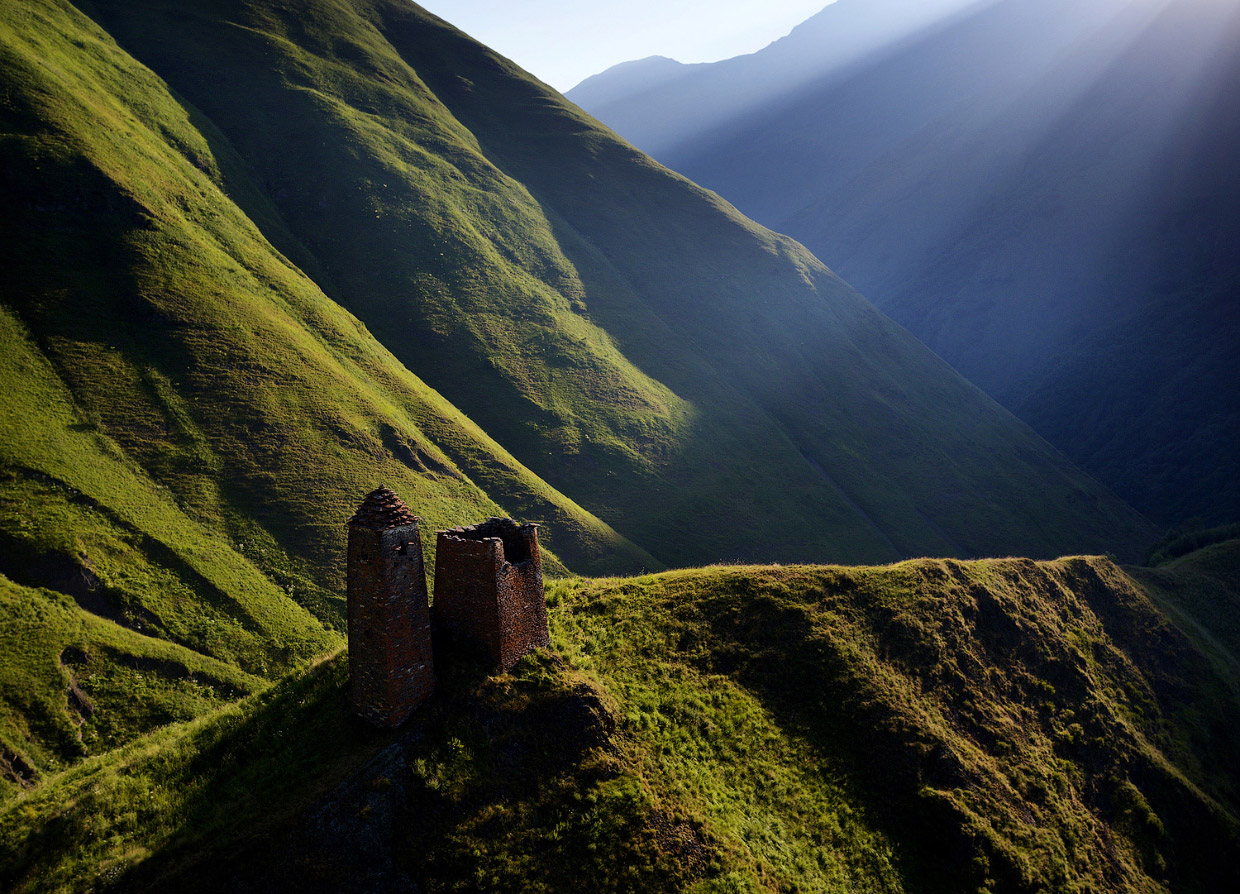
417,0,837,91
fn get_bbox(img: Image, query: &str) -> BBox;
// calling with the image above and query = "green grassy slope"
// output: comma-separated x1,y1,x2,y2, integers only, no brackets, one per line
0,575,263,799
81,0,1157,566
5,550,1237,893
0,0,653,583
0,0,1158,791
0,0,654,785
1128,539,1240,684
0,4,1215,889
0,0,654,588
0,302,335,675
0,651,716,893
553,559,1240,893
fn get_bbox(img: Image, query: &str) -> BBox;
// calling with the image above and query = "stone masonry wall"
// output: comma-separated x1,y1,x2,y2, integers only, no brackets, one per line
434,518,549,672
346,490,435,727
432,534,501,662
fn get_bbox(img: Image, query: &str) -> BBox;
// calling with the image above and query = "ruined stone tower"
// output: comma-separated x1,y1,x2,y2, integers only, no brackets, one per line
433,518,549,672
346,486,435,727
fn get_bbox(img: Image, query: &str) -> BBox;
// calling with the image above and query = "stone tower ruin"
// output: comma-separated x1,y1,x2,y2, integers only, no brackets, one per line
345,486,436,727
433,517,550,672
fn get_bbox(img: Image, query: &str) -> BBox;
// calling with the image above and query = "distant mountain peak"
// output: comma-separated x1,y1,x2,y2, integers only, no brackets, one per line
566,54,689,106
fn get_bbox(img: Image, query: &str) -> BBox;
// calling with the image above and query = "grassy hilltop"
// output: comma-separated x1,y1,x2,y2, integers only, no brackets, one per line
3,543,1240,893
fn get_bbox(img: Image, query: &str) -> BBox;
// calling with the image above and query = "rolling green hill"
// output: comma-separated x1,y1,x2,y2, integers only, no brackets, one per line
4,546,1239,893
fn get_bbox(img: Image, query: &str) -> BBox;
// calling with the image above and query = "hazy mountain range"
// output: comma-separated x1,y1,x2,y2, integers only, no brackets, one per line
571,0,1240,528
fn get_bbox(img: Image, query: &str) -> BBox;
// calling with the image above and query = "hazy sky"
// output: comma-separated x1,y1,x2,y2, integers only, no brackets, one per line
417,0,836,91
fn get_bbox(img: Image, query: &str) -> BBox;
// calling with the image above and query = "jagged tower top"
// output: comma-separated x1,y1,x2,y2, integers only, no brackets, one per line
348,485,418,529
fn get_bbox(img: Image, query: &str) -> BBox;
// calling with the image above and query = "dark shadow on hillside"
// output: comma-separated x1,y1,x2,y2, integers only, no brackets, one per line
110,649,714,893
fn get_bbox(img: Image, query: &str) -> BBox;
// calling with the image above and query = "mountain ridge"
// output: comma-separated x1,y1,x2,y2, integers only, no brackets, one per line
58,0,1157,568
569,0,1240,527
567,0,983,158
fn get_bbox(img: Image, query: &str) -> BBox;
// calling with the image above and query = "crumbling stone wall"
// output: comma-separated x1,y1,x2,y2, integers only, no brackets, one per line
433,518,549,672
346,494,551,726
346,487,435,727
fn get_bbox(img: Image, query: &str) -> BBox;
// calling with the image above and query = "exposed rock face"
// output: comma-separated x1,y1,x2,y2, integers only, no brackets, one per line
433,518,549,672
346,487,435,727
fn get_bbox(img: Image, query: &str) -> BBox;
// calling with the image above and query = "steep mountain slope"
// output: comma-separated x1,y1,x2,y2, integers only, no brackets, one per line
72,0,1154,568
2,5,1227,890
0,0,657,783
0,0,653,583
572,0,1240,527
5,548,1239,893
0,576,264,800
